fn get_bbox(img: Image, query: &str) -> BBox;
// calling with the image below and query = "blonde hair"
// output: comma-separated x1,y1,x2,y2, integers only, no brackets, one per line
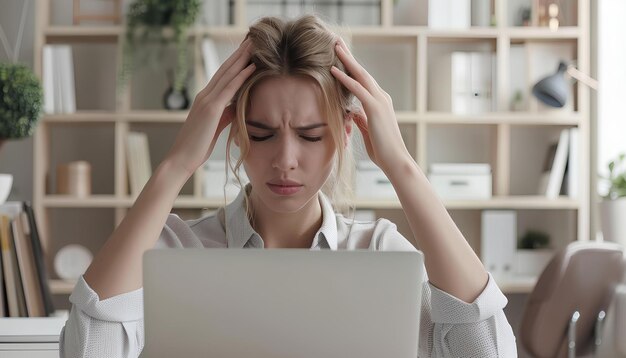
225,14,359,222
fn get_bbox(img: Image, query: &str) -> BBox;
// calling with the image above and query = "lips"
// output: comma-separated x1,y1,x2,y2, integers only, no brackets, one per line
267,180,303,196
267,179,303,187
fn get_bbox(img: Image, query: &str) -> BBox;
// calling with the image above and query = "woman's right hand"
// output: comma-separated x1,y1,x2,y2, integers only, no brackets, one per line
164,38,256,178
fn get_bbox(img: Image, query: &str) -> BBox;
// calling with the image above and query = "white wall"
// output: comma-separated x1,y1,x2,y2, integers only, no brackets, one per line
597,0,626,197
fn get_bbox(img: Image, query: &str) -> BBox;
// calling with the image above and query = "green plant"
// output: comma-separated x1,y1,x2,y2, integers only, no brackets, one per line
119,0,201,93
604,153,626,199
518,230,551,250
0,63,43,143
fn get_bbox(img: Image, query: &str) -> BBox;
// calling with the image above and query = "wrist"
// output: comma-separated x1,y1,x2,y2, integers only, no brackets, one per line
151,159,194,192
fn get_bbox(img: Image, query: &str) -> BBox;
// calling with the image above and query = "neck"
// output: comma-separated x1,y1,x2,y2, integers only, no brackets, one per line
248,190,323,249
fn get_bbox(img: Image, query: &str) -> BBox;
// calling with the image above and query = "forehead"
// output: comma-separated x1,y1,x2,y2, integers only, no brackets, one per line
247,75,326,124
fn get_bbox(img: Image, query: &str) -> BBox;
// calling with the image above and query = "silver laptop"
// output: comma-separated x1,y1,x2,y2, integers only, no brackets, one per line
141,249,424,358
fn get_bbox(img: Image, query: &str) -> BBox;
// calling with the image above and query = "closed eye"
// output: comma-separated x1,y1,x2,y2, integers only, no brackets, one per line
249,134,273,141
301,136,322,142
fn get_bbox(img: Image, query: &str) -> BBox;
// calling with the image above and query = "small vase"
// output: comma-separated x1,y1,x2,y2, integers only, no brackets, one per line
0,174,13,204
599,198,626,246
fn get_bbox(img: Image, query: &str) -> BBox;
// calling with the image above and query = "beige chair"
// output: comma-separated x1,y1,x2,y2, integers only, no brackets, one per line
520,241,624,358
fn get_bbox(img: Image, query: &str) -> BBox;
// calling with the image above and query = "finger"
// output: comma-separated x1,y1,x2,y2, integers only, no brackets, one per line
210,44,254,99
334,38,379,95
201,39,252,95
331,66,376,110
215,62,257,106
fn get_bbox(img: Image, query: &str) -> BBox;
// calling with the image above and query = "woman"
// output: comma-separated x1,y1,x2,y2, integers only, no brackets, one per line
60,15,516,357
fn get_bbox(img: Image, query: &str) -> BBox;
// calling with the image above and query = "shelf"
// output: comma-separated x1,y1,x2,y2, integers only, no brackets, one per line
49,279,77,295
356,196,579,209
44,26,121,42
43,111,582,126
43,195,125,208
496,276,537,294
507,26,580,40
44,111,119,123
423,112,582,125
42,25,581,42
41,195,579,210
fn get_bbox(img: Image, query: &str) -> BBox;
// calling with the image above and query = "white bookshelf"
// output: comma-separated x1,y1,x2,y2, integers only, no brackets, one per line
32,0,591,296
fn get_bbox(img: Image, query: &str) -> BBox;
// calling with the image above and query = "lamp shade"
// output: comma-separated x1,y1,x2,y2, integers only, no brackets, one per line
532,61,569,108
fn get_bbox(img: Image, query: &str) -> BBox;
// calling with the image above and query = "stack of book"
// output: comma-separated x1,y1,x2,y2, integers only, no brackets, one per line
42,44,76,114
538,127,579,199
126,131,152,197
0,202,54,317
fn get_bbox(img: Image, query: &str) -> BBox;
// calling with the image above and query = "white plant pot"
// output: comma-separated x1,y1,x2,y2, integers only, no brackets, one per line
0,174,13,205
514,249,554,277
599,198,626,246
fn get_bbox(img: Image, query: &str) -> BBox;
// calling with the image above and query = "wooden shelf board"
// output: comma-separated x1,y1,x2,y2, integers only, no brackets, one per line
423,112,581,125
123,110,189,122
49,279,77,295
497,276,537,294
42,25,580,42
44,111,118,123
43,111,581,125
41,195,579,210
43,195,130,207
507,26,580,40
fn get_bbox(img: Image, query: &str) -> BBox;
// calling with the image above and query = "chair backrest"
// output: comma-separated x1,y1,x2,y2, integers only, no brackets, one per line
520,241,624,358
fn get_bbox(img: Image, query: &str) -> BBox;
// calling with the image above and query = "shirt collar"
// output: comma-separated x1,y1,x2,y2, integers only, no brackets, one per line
225,184,338,250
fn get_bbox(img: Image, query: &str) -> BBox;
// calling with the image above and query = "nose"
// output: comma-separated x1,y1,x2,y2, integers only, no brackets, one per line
272,134,299,171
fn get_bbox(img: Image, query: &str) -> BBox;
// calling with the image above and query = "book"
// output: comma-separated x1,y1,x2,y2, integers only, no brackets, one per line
57,45,77,114
201,38,221,83
42,45,77,114
545,129,570,198
481,210,517,279
42,45,55,114
567,127,579,199
0,240,5,316
1,215,21,316
23,202,54,316
126,132,152,196
12,213,46,317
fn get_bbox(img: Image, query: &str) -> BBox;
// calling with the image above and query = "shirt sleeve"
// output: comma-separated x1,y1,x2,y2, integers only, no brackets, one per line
59,276,145,358
421,273,518,357
373,219,517,357
59,213,194,358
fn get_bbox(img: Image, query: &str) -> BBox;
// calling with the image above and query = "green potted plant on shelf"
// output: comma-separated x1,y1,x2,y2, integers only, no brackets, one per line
515,230,554,277
0,0,44,204
0,62,44,204
119,0,201,107
599,153,626,246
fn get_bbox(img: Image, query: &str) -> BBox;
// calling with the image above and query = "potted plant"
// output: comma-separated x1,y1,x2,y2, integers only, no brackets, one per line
599,153,626,245
119,0,201,105
0,62,44,204
515,230,554,277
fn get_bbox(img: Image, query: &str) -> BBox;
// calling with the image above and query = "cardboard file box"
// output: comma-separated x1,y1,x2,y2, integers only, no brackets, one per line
202,160,248,199
355,161,397,200
428,173,492,200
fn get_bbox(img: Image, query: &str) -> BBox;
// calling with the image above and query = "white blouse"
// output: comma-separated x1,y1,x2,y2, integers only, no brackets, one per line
59,186,517,357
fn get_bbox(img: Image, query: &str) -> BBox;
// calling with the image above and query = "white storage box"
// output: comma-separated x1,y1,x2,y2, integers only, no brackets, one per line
355,161,397,200
428,163,492,200
202,160,248,199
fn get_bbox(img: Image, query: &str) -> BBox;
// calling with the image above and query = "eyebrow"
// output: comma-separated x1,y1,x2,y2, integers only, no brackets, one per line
245,120,327,131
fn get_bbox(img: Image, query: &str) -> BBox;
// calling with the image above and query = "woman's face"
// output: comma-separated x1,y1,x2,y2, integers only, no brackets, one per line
240,75,339,214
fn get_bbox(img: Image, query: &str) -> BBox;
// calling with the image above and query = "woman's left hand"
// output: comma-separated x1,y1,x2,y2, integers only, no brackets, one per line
330,37,412,173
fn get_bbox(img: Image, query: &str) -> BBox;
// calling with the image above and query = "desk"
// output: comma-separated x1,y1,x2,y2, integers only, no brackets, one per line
0,312,67,357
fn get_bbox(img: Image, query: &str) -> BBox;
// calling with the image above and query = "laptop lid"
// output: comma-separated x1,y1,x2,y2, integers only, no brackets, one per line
142,249,424,358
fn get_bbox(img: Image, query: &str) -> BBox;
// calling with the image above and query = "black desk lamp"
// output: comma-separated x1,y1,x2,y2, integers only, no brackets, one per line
532,61,599,108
